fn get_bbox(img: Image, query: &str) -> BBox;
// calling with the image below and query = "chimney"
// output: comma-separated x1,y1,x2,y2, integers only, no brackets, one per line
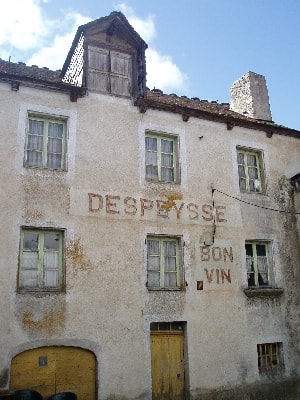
230,72,272,121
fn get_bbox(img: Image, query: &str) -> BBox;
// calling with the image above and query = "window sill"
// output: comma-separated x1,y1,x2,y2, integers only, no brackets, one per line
24,165,67,172
17,289,65,296
243,287,284,298
147,287,184,292
145,179,180,185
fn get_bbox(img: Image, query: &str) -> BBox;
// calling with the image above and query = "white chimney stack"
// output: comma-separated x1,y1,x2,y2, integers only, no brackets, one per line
230,71,272,121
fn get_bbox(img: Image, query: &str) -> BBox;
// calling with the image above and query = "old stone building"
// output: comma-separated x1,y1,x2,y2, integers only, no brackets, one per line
0,11,300,400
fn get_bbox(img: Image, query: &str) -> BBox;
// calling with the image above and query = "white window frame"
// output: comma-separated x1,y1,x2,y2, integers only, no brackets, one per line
18,228,64,292
146,235,183,290
24,114,67,170
245,241,272,287
237,147,264,193
145,132,179,183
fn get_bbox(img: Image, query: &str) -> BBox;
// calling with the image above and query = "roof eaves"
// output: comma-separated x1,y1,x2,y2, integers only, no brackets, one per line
0,71,86,102
135,96,300,138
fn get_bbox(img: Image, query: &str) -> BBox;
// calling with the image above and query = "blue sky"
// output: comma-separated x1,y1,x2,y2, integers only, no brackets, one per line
1,0,299,130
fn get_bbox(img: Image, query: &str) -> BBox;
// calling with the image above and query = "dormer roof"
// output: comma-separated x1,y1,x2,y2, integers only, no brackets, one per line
61,11,148,97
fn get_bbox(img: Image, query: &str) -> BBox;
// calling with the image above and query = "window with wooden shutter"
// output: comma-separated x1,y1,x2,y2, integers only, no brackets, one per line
87,46,132,96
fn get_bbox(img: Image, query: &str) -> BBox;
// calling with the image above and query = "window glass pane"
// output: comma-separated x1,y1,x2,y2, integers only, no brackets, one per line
165,256,176,271
245,244,253,257
239,178,246,191
246,256,253,272
161,139,173,153
29,119,44,134
161,168,174,182
148,240,159,255
47,122,63,168
148,271,160,287
26,129,43,166
21,270,38,288
257,256,269,285
164,241,176,256
44,252,59,269
148,256,160,270
248,167,258,179
48,137,62,153
164,272,177,287
146,165,158,180
44,233,60,250
237,152,244,164
26,150,43,167
27,134,43,151
47,153,62,169
48,122,63,138
147,240,160,271
256,244,266,256
145,137,157,151
23,233,39,250
22,252,38,269
161,153,173,168
247,154,257,167
145,151,157,165
249,180,255,192
44,270,59,287
238,165,246,178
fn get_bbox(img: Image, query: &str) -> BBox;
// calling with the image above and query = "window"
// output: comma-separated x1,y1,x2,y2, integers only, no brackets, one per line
88,47,132,96
19,228,64,291
237,148,264,193
145,133,178,183
246,242,272,287
257,342,283,372
150,322,184,331
147,236,183,289
24,115,66,169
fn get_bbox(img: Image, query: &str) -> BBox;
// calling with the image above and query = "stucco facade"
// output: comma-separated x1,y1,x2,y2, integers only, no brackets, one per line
1,11,300,400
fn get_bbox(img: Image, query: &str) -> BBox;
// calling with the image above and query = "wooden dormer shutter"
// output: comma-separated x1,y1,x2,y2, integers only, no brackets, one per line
87,45,132,97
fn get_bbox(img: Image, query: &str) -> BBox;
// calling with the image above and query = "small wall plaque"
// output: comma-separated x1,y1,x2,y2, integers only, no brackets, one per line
39,356,48,367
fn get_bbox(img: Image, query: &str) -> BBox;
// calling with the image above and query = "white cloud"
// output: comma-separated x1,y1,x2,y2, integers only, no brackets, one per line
0,0,50,51
115,3,156,43
0,0,188,94
146,48,189,93
26,13,91,70
116,3,188,94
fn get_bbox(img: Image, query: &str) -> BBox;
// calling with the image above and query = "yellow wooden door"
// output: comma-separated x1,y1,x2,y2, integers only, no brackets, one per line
10,347,96,400
151,332,185,400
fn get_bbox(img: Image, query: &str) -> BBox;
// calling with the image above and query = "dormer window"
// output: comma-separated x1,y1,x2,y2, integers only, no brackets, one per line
88,46,132,97
61,12,147,99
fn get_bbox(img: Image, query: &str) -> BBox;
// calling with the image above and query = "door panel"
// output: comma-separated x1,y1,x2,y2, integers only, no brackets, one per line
10,347,96,400
151,332,185,400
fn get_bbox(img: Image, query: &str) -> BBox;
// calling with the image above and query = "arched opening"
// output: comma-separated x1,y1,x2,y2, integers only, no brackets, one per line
10,346,97,400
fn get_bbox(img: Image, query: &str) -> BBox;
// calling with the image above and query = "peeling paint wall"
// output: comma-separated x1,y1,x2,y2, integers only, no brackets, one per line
1,77,300,400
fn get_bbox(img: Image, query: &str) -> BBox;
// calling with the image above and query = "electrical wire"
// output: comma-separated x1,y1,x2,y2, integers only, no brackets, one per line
214,188,300,215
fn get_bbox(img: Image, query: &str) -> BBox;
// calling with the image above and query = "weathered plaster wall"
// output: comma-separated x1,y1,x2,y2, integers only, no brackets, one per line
1,80,300,399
